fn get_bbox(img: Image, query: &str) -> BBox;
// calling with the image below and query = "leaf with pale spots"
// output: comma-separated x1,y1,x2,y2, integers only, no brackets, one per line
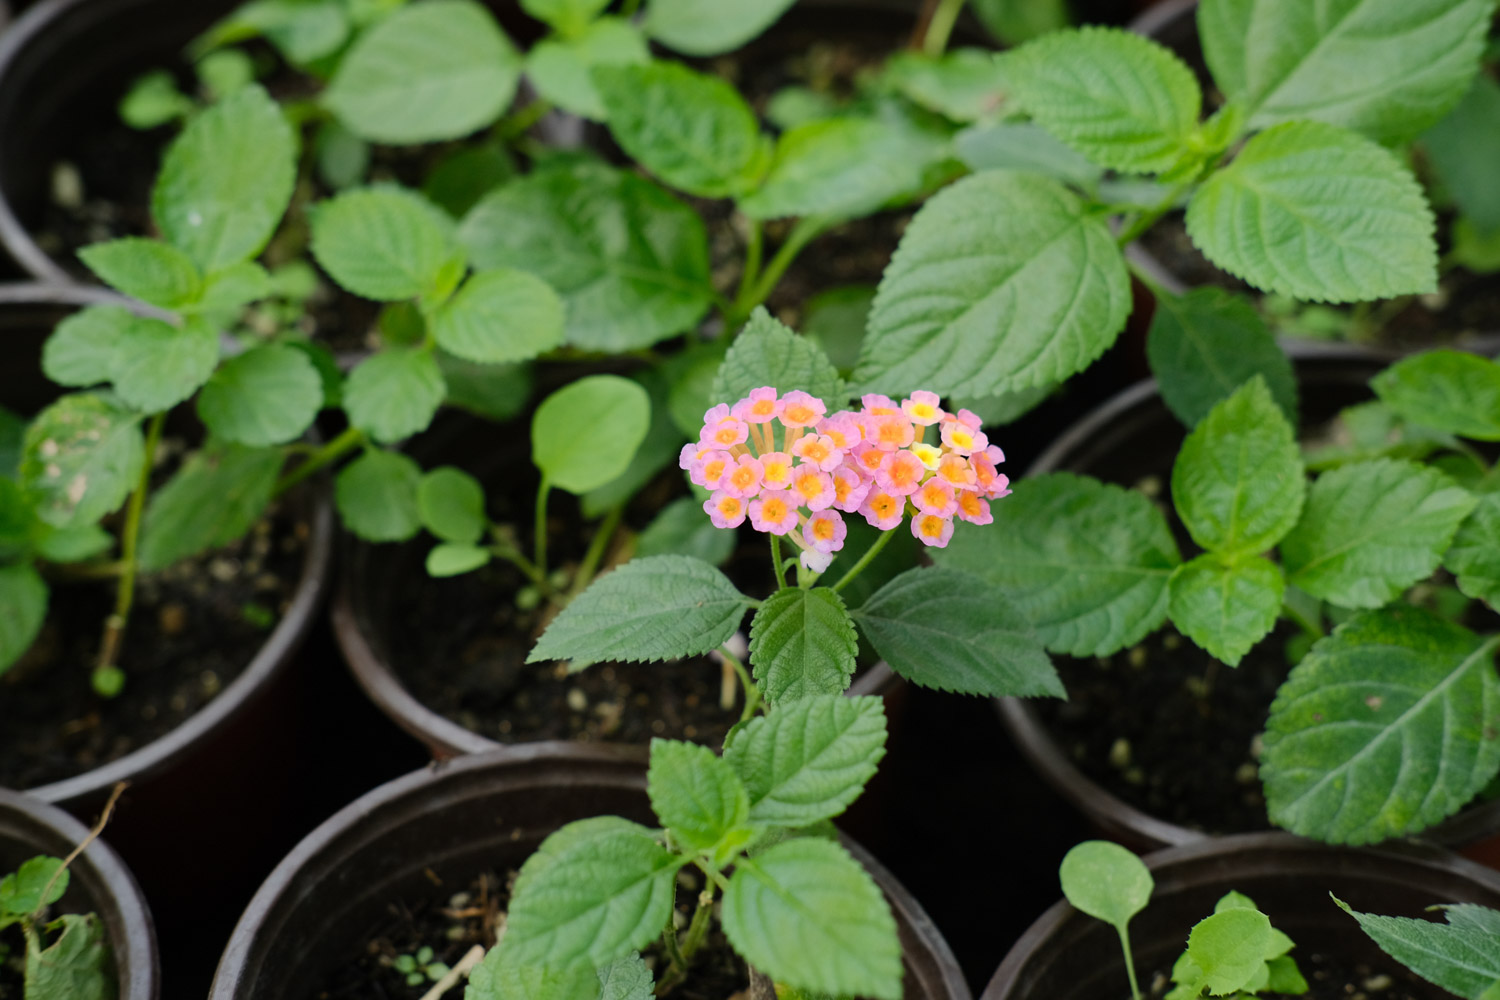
21,393,145,530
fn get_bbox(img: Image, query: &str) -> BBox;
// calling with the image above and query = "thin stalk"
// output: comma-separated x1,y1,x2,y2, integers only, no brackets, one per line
1118,924,1142,1000
534,475,554,584
769,533,788,590
736,217,764,306
489,543,550,592
497,98,555,140
728,216,831,325
273,426,363,498
95,412,165,692
679,891,715,963
569,504,624,598
721,645,760,723
1115,182,1193,248
829,529,895,594
922,0,966,55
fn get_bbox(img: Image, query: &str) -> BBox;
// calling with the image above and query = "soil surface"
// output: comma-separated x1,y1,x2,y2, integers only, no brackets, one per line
0,443,308,789
0,930,21,999
1145,951,1436,1000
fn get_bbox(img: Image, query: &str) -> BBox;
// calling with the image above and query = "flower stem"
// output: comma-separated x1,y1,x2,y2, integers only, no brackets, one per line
735,217,764,308
727,215,831,326
829,528,895,594
568,504,624,599
534,475,554,585
1119,925,1142,1000
922,0,966,55
769,533,788,590
720,644,760,723
95,411,165,695
273,426,364,498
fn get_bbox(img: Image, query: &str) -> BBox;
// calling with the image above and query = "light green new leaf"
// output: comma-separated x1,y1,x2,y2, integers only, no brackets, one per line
520,0,610,35
464,943,598,1000
1184,120,1437,303
712,308,844,406
1198,0,1493,143
504,816,685,969
594,61,766,198
855,171,1131,398
25,913,112,1000
1447,493,1500,609
324,0,521,144
1371,350,1500,442
581,369,682,518
1423,74,1500,238
33,525,112,564
1171,376,1304,557
0,565,47,673
343,348,446,444
724,694,887,827
1058,840,1153,928
723,838,902,1000
646,739,750,852
459,163,713,351
748,587,859,704
635,496,735,566
526,17,649,121
152,84,296,273
1146,287,1298,429
196,260,273,314
1335,897,1500,1000
885,49,1010,123
197,344,323,446
41,306,131,388
427,543,489,577
0,856,68,915
529,555,751,664
1007,27,1201,173
1184,908,1273,996
138,445,283,571
431,268,565,364
803,285,874,376
1262,608,1500,844
310,186,457,302
205,0,351,66
335,449,423,542
78,238,201,309
532,375,650,494
595,953,654,1000
436,353,531,423
417,466,487,545
953,122,1102,188
1168,554,1284,667
932,473,1180,657
644,0,796,56
971,0,1070,44
21,393,144,530
110,315,221,413
853,566,1063,697
1280,458,1476,608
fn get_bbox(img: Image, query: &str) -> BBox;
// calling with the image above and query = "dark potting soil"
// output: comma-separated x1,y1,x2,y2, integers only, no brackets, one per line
0,929,21,998
0,462,307,789
1145,950,1434,1000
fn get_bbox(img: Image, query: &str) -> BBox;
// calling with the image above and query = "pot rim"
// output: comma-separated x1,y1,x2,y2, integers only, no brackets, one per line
0,282,337,807
0,786,160,1000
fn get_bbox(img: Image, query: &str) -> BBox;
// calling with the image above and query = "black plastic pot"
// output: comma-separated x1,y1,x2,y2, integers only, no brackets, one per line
210,743,973,1000
983,832,1500,1000
994,343,1500,853
0,787,159,1000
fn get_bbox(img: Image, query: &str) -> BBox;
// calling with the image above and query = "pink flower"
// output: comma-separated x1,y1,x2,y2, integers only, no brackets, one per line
936,453,977,491
749,494,799,535
876,450,926,497
901,390,944,426
848,441,887,481
679,442,709,471
861,393,899,414
988,472,1013,500
860,490,905,531
971,451,1006,496
911,512,954,547
983,443,1005,465
700,404,749,449
940,418,987,456
705,491,747,529
689,450,733,491
956,490,992,525
779,390,826,428
789,464,836,512
800,548,834,574
792,433,843,472
722,454,765,498
759,451,794,491
831,467,871,513
817,412,863,451
865,412,915,451
802,509,847,554
913,478,957,517
732,386,782,424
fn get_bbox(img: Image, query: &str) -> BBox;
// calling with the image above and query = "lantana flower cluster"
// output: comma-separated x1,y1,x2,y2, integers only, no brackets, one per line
679,387,1011,572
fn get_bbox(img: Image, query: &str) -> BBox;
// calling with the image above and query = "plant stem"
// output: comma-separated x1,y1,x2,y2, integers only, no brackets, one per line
273,426,364,498
728,215,831,325
769,533,788,590
497,98,555,140
534,475,554,584
922,0,966,55
1115,181,1193,248
829,529,895,594
735,217,765,308
95,412,165,691
1118,925,1142,1000
569,504,624,599
489,544,550,592
720,645,760,722
680,891,714,962
416,944,485,1000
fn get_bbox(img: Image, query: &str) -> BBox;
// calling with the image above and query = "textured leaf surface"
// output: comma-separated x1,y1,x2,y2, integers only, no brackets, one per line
885,49,1009,123
1336,898,1500,999
530,556,751,664
324,0,520,143
335,449,422,542
853,566,1063,697
1371,350,1500,442
138,445,282,570
197,344,322,446
464,945,597,1000
526,17,649,120
1447,492,1500,609
723,838,902,1000
1168,554,1283,667
78,238,201,309
21,394,144,530
432,268,565,364
1280,459,1476,608
0,565,47,673
25,913,112,1000
0,856,67,915
1423,73,1500,237
644,0,796,56
311,187,456,302
41,307,131,389
520,0,610,34
713,308,844,406
724,694,886,827
459,163,712,351
1184,908,1273,996
748,587,859,703
647,739,750,852
1007,27,1200,173
152,84,296,272
532,375,651,494
932,473,1179,656
1262,608,1500,844
343,348,445,444
1198,0,1492,142
1184,121,1437,303
596,954,654,1000
1146,288,1297,429
110,316,220,413
855,171,1130,398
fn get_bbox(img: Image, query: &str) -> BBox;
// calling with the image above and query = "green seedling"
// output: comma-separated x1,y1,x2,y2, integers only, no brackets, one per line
392,945,452,987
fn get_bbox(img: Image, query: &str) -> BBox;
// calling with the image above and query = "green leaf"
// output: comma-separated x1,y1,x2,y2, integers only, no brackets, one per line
748,587,859,704
596,953,654,1000
594,61,766,198
504,816,685,969
42,307,131,388
119,70,193,130
854,171,1130,398
646,739,751,852
343,348,446,444
1168,554,1284,667
311,186,457,302
152,84,296,273
1198,0,1493,143
723,694,887,827
1007,27,1201,173
526,17,649,121
581,369,683,518
1171,376,1305,557
723,838,901,1000
197,344,323,447
853,566,1063,697
210,0,351,66
33,524,112,564
78,237,201,309
520,0,610,35
196,261,273,314
426,543,490,577
635,496,735,566
21,393,144,530
431,269,565,364
0,857,68,915
437,353,532,423
25,913,112,1000
532,375,651,494
1262,608,1500,844
1184,120,1437,303
423,144,516,220
644,0,796,56
459,163,713,351
529,555,751,664
1302,400,1457,473
108,316,220,413
1371,350,1500,442
738,117,946,221
1280,459,1477,608
971,0,1069,45
953,122,1102,189
324,0,521,144
0,565,47,674
1447,492,1500,609
418,466,487,544
138,445,283,571
1335,897,1500,1000
1058,840,1153,929
335,449,423,542
1184,907,1273,996
884,49,1009,123
466,943,599,1000
931,473,1180,656
712,308,844,406
1146,288,1298,429
314,120,370,192
1423,74,1500,238
802,286,874,376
